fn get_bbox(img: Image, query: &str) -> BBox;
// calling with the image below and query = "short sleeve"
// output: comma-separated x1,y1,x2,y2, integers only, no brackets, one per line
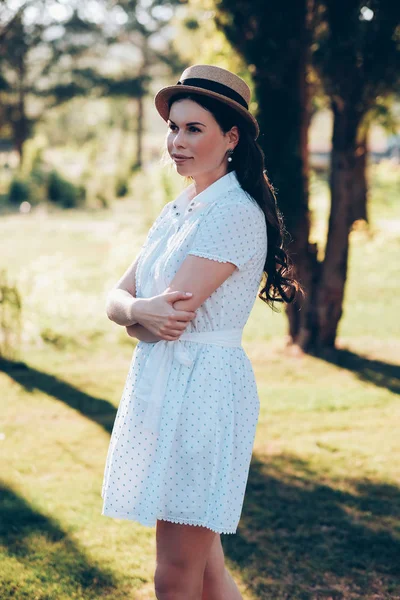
187,201,265,270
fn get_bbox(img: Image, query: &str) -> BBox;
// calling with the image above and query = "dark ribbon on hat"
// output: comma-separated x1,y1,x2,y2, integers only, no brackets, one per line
176,77,248,110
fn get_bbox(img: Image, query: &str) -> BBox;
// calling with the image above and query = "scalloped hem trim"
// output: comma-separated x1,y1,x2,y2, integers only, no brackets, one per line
187,251,240,269
156,516,236,534
101,507,236,535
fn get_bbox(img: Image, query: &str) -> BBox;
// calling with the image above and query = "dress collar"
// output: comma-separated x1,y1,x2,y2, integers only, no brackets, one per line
183,170,241,205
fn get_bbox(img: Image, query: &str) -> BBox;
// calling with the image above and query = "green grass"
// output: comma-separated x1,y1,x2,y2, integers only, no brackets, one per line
0,161,399,599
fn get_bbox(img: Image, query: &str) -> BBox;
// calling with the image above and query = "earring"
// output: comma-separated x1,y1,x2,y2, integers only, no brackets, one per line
227,149,234,162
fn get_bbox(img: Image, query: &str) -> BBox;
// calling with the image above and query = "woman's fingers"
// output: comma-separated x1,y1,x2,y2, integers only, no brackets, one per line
160,320,192,339
173,310,197,321
161,325,188,337
137,291,197,340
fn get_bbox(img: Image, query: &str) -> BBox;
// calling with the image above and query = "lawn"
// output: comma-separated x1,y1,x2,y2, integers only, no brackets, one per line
0,162,399,599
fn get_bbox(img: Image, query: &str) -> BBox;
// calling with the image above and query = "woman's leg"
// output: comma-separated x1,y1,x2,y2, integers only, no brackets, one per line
201,534,243,600
154,519,217,600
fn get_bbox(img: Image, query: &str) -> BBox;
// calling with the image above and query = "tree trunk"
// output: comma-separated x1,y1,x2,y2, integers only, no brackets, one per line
251,0,316,348
135,93,144,169
15,94,26,167
15,37,27,167
283,6,316,348
350,130,369,225
316,102,362,347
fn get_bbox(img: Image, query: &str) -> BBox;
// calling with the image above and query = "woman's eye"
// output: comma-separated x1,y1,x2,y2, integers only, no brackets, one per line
168,125,200,132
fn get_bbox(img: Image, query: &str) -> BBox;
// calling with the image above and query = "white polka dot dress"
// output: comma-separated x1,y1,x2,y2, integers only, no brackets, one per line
101,170,268,534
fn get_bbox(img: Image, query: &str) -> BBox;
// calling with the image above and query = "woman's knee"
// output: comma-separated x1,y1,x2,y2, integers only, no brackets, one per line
203,535,226,588
154,520,217,598
154,562,202,599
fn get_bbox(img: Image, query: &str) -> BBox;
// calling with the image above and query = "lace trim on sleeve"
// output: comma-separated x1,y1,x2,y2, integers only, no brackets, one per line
187,250,237,266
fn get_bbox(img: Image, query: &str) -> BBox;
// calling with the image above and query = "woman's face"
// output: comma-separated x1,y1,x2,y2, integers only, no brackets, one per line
166,98,237,177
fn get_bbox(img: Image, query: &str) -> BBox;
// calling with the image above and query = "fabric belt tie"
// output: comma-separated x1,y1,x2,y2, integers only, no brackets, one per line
135,328,243,435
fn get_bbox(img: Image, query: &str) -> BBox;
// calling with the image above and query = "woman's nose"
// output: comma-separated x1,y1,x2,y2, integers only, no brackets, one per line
173,130,186,147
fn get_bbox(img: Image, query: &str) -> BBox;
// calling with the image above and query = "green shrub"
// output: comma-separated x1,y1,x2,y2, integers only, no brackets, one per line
115,174,129,197
47,170,86,208
7,177,31,204
6,167,86,209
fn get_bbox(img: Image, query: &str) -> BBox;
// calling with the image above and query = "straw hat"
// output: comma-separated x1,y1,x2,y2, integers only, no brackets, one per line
154,64,259,140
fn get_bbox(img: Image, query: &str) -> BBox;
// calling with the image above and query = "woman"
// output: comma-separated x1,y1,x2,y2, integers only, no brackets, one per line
101,64,302,599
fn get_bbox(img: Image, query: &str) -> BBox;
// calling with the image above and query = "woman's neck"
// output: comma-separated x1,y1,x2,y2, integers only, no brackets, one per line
190,166,229,198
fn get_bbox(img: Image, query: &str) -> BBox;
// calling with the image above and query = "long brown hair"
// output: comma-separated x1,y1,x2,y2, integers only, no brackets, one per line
168,92,304,310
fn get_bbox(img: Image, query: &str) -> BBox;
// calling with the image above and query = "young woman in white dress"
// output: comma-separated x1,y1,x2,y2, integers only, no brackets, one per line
104,65,303,600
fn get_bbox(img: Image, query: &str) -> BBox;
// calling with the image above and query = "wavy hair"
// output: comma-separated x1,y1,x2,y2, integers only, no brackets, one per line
167,92,304,310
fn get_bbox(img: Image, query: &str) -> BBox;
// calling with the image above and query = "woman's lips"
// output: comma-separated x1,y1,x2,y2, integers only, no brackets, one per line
172,156,192,163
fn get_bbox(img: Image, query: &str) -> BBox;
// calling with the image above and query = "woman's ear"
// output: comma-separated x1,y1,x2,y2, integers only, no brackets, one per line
228,125,240,149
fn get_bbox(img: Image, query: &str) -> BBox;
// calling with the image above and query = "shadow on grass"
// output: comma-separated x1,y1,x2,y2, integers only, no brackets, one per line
0,480,119,599
316,347,400,395
0,357,117,433
223,454,400,600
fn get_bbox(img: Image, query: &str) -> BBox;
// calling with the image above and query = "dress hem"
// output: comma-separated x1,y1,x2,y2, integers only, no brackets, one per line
101,507,237,535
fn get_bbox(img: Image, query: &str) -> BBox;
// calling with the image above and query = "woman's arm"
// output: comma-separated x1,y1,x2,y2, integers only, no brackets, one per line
125,323,162,342
106,254,143,326
107,253,197,340
163,255,237,313
106,289,143,326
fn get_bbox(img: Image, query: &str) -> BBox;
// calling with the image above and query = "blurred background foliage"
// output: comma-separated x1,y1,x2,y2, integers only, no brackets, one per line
0,2,399,599
1,0,399,353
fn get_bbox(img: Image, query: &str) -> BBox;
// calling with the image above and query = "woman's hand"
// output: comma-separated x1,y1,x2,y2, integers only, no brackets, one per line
131,289,197,341
125,323,162,342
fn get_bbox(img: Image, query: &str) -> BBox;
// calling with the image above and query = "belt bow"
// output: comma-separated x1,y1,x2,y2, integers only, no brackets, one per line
135,329,243,435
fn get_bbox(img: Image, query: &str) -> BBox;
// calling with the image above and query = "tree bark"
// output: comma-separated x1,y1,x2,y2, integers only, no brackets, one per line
15,87,27,166
248,0,316,348
282,4,316,348
135,93,144,169
316,101,362,347
15,21,27,167
350,130,369,225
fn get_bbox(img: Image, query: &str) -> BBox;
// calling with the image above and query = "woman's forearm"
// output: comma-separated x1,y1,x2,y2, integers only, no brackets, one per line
106,289,143,326
125,323,162,342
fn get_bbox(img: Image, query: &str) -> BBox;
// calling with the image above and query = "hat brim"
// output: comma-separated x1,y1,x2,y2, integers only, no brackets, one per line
154,85,259,140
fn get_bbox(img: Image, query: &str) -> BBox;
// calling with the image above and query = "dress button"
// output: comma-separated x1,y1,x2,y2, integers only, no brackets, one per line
188,208,192,212
176,212,180,216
